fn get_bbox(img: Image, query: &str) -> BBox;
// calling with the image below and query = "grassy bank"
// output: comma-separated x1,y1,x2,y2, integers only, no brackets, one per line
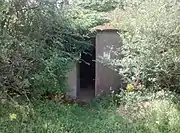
0,100,134,133
1,91,180,133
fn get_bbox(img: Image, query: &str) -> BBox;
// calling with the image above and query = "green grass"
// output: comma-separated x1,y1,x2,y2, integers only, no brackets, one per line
1,92,180,133
0,100,134,133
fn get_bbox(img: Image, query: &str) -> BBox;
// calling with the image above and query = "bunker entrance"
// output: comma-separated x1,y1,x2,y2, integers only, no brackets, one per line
78,38,96,101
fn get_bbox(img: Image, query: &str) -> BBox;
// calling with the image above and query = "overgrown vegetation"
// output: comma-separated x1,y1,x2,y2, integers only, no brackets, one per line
1,91,180,133
72,0,119,12
112,90,180,133
1,0,180,133
111,0,180,92
0,100,135,133
0,0,107,100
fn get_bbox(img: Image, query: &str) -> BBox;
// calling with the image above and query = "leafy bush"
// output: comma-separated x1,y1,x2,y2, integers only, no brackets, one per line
0,0,107,100
72,0,119,12
66,6,109,31
114,90,180,133
111,0,180,91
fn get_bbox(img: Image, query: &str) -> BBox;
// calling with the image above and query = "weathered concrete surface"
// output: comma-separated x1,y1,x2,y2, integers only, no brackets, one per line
67,29,121,99
67,62,79,99
95,30,121,96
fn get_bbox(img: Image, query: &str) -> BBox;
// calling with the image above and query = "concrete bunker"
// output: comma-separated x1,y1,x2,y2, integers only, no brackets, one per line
67,24,121,101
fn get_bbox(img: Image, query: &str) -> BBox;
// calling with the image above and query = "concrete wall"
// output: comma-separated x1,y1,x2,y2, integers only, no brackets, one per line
95,30,121,96
67,62,79,98
67,30,121,98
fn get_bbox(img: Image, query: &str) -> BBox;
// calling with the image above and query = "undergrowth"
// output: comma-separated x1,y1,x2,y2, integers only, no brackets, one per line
1,90,180,133
0,100,134,133
115,90,180,133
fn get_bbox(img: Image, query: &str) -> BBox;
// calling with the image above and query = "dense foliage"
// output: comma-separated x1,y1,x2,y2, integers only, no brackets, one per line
0,0,108,99
72,0,119,12
111,0,180,92
1,1,180,133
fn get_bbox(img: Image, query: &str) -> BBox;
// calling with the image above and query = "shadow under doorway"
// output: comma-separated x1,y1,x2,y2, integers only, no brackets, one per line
78,38,96,101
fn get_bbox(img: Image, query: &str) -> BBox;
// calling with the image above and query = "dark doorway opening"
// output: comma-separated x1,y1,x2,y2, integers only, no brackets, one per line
78,38,96,101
